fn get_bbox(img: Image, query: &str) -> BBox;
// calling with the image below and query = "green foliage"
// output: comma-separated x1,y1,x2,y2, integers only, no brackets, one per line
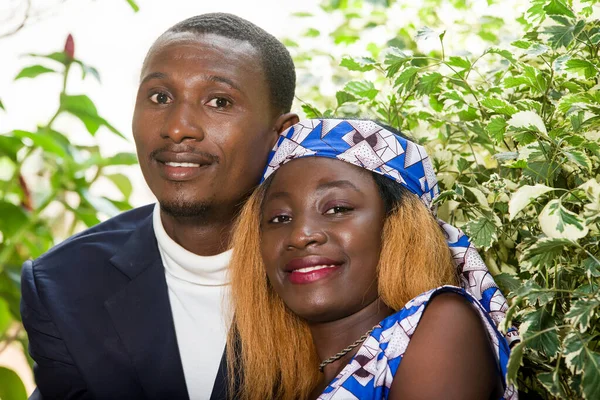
0,35,137,396
290,0,600,397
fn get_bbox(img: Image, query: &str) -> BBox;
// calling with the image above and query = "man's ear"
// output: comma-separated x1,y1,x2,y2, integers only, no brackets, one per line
269,113,299,147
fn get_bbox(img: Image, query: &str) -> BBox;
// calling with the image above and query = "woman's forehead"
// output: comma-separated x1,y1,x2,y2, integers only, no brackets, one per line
265,157,376,195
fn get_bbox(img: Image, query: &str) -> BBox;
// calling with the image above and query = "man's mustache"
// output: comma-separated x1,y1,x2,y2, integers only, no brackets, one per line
149,145,220,164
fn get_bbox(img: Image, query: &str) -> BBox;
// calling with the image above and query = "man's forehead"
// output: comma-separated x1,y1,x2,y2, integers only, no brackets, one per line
143,31,258,69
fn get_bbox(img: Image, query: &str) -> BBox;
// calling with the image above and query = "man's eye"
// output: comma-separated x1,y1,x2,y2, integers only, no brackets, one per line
324,206,352,215
269,215,292,224
150,92,171,104
206,97,231,109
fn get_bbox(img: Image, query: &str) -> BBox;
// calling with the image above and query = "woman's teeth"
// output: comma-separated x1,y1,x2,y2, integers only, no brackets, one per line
294,265,337,273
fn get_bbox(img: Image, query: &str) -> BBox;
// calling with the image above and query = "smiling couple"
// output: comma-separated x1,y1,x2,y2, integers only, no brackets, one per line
20,13,517,400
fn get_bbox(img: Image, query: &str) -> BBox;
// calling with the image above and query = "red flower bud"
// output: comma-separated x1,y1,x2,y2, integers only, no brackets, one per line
64,34,75,60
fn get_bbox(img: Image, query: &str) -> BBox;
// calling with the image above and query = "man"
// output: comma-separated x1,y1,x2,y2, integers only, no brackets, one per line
20,13,299,399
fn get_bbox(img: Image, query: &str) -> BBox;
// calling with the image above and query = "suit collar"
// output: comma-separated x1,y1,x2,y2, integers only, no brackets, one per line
109,209,158,280
105,210,190,399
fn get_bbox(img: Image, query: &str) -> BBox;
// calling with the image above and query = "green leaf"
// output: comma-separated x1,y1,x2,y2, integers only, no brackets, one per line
564,149,592,171
384,47,410,77
0,98,5,110
125,0,139,12
0,367,27,400
14,65,56,80
553,54,571,72
462,216,497,250
27,51,68,65
511,39,532,49
543,0,575,18
301,104,321,119
539,199,588,240
11,129,68,158
60,94,125,139
456,158,470,173
486,116,507,144
515,281,555,306
543,19,583,49
565,297,600,332
415,72,443,96
344,80,378,100
583,256,600,279
72,60,101,82
481,97,518,116
335,91,357,107
487,47,516,64
0,297,12,334
521,306,560,358
507,341,525,384
565,59,598,79
304,28,320,37
521,237,572,266
564,331,589,374
80,152,138,170
0,135,24,162
415,26,436,41
447,56,471,70
508,184,555,220
526,43,550,56
0,201,28,238
394,67,419,94
583,351,600,399
538,368,568,398
340,56,376,72
106,173,133,200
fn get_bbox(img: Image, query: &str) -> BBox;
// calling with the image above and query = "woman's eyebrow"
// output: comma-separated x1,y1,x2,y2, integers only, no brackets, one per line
316,180,361,193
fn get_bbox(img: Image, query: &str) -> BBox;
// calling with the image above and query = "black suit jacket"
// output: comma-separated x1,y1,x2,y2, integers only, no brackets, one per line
20,204,229,400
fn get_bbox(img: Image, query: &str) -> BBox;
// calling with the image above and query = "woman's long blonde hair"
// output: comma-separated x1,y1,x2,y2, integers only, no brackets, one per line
226,173,458,400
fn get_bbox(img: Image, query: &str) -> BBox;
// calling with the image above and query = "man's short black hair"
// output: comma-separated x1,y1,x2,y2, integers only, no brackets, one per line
166,13,296,114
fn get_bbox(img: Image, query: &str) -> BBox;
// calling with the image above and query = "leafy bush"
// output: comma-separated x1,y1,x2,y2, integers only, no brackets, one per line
290,0,600,398
0,34,137,397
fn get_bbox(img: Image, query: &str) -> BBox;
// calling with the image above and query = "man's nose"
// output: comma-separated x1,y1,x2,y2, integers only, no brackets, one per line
160,101,204,143
286,217,327,250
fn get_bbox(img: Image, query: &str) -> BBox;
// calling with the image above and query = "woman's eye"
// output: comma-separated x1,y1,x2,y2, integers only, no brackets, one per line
206,97,231,109
269,215,292,224
324,206,353,215
150,92,171,104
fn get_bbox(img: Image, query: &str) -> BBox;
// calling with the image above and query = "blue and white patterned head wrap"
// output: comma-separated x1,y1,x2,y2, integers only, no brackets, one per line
262,119,519,346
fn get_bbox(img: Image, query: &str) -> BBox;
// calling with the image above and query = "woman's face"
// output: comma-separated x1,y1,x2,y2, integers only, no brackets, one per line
260,157,386,323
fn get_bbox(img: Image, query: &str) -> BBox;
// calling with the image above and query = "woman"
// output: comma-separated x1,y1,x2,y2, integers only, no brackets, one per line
226,119,517,399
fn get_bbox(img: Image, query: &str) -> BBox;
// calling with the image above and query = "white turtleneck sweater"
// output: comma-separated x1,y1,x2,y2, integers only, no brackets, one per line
153,204,232,400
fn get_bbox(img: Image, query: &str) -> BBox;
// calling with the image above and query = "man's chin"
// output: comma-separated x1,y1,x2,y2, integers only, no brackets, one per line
159,200,212,219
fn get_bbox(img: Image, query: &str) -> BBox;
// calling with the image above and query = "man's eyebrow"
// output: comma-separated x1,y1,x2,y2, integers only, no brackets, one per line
316,180,362,193
140,72,167,85
206,75,242,92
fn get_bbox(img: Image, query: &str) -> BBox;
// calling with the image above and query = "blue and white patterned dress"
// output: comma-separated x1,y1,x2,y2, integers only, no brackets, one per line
318,286,517,400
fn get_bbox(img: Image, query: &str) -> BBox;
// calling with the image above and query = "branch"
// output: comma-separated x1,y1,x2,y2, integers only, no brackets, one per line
0,0,32,39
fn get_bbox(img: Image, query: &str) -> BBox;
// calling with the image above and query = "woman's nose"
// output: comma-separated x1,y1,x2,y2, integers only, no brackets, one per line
286,217,327,250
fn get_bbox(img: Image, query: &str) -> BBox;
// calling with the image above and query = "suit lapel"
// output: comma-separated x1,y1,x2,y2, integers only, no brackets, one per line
105,213,189,400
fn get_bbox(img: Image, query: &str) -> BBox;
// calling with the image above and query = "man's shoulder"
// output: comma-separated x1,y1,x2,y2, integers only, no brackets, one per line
33,204,156,272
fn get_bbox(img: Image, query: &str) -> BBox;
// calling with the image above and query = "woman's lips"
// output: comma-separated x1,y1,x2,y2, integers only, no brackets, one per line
284,256,343,284
288,264,342,284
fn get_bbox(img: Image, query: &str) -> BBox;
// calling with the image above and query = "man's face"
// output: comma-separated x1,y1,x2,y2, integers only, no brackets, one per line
132,32,283,217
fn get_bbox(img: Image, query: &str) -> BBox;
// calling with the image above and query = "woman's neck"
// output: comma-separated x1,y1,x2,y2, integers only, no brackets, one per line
309,298,393,384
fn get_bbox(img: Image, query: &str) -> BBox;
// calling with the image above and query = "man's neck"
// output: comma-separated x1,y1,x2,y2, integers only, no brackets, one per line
309,298,393,384
159,207,235,256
